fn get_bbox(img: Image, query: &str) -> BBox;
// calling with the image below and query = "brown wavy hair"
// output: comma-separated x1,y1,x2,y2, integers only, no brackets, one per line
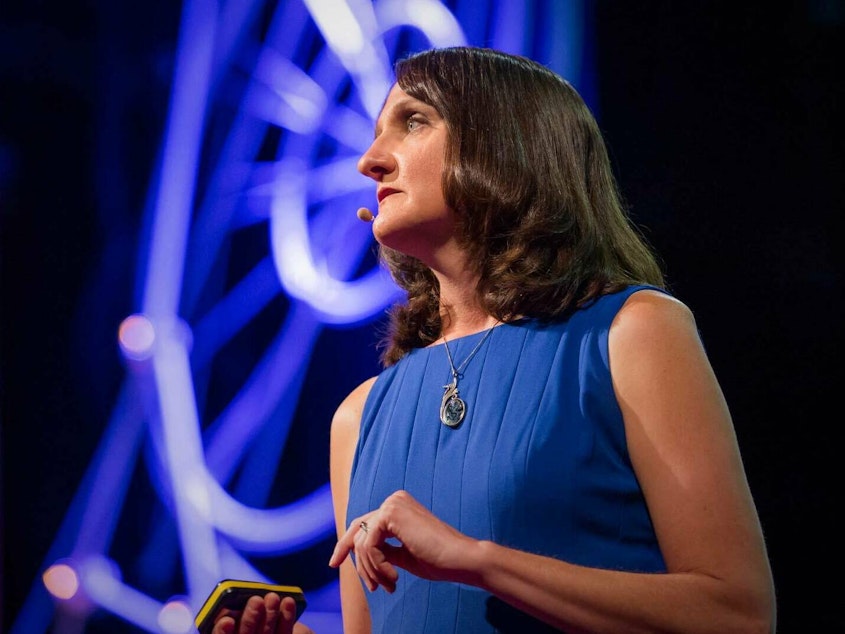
378,46,664,366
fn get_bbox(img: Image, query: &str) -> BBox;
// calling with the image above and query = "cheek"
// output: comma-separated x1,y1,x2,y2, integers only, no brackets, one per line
416,154,447,193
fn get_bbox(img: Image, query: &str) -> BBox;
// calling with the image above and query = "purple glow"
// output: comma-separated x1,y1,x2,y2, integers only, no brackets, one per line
151,325,222,602
142,0,217,318
80,556,166,631
11,2,590,633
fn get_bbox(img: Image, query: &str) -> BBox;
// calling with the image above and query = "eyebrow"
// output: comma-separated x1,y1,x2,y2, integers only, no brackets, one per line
373,96,439,137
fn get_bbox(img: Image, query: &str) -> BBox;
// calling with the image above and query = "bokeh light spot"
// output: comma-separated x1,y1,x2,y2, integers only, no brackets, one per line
42,562,79,600
118,313,156,360
158,599,195,634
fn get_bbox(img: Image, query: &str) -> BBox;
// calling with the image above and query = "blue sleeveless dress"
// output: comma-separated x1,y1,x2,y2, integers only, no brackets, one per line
346,286,667,633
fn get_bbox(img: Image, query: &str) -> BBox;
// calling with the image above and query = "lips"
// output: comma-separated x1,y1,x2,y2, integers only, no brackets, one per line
377,187,400,204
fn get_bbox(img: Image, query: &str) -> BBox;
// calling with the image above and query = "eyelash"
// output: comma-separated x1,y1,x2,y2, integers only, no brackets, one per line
406,114,424,132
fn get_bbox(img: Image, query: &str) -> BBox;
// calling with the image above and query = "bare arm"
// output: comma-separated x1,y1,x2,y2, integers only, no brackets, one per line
331,291,775,633
461,291,776,633
329,377,376,634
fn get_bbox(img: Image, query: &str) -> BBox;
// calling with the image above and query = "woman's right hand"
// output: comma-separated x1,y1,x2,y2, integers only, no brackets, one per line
210,593,314,634
330,490,482,593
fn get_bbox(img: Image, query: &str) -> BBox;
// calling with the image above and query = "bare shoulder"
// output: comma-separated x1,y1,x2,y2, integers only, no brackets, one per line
608,288,714,406
610,288,697,342
332,376,378,433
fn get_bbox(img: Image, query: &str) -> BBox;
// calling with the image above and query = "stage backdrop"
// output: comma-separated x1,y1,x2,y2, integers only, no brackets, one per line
3,2,841,633
4,2,594,632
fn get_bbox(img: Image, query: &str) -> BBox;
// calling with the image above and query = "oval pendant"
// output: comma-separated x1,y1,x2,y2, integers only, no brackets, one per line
440,394,466,428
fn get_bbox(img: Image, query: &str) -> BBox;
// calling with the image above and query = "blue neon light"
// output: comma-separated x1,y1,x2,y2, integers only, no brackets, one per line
10,2,591,632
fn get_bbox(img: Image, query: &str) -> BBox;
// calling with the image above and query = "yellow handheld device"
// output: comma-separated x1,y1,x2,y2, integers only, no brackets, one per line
194,579,307,634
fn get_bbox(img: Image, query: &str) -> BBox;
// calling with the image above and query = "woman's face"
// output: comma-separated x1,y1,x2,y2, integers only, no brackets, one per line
357,83,455,264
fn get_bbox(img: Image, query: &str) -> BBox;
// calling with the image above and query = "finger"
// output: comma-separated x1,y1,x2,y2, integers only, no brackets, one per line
277,596,298,634
329,537,353,568
347,515,400,592
212,616,236,634
239,595,267,634
373,543,401,592
361,520,400,591
263,593,281,634
329,515,368,567
354,530,378,591
355,531,400,592
362,541,400,593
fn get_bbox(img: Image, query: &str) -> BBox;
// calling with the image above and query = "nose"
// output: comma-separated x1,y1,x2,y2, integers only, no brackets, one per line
357,137,395,181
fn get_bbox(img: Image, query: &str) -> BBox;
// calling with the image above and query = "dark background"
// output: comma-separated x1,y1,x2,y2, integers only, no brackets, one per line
1,1,842,632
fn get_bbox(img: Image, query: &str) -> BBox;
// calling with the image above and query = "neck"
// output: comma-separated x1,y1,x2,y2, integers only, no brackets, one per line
427,248,498,340
436,281,498,341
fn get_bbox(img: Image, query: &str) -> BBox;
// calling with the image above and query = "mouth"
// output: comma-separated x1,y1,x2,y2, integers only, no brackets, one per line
377,187,400,204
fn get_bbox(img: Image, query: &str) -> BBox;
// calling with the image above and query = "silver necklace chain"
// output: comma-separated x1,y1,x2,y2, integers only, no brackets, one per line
443,327,495,379
439,325,497,428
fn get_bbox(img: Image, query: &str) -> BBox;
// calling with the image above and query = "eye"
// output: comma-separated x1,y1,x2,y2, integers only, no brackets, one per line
406,115,424,132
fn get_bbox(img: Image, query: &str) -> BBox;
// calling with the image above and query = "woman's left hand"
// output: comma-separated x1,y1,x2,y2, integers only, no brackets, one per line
329,489,481,593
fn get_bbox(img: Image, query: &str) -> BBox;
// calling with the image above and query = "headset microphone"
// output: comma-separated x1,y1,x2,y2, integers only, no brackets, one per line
356,207,374,222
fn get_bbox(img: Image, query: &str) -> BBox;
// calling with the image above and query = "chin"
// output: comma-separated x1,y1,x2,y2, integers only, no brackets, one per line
372,213,452,260
373,227,421,258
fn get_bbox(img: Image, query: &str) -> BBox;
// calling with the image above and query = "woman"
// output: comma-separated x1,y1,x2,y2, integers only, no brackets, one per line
216,46,776,634
329,46,775,633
